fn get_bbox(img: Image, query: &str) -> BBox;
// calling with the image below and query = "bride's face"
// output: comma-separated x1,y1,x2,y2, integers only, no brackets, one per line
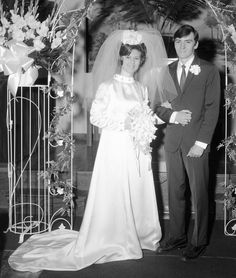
121,49,141,76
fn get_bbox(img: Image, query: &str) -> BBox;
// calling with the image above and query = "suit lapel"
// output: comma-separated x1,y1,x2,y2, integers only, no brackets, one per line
169,61,182,95
183,56,200,92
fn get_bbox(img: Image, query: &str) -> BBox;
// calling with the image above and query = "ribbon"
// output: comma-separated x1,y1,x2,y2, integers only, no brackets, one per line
0,40,37,96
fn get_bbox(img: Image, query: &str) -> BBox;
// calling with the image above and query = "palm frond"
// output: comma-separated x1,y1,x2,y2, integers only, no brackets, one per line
94,0,207,27
162,0,206,21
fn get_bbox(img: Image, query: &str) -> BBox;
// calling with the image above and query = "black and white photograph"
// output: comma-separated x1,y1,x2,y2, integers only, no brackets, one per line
0,0,235,277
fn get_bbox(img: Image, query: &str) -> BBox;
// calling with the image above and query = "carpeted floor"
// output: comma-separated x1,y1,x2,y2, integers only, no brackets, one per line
0,208,235,278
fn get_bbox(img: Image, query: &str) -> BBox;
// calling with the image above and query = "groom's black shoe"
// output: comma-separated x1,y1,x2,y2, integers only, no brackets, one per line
181,244,206,261
156,238,187,253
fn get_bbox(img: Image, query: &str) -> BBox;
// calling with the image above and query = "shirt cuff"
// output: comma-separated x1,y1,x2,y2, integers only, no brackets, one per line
195,141,208,149
169,111,178,124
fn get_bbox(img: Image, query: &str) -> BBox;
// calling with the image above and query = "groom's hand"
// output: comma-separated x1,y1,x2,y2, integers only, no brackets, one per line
187,144,204,157
175,110,192,126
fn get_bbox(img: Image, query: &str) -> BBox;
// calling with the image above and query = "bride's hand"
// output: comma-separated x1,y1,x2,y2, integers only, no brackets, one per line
161,101,172,109
124,116,132,130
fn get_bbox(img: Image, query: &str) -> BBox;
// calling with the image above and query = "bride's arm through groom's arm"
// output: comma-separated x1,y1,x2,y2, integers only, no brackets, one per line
156,103,192,126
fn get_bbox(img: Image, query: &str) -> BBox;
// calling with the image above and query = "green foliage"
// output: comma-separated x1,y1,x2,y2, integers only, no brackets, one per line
36,0,96,215
205,0,236,65
39,81,78,215
224,181,236,217
218,135,236,162
225,83,236,116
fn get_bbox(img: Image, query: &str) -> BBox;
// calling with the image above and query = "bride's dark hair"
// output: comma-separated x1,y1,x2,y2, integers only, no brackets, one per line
119,43,147,67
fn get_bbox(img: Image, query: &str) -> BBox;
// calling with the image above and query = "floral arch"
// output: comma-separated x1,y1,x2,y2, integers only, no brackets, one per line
205,0,236,235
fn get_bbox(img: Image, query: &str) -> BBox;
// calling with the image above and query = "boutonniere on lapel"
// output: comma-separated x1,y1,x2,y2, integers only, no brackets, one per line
189,65,201,75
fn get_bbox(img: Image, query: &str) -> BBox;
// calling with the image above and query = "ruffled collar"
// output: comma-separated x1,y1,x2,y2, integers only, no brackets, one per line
114,74,134,83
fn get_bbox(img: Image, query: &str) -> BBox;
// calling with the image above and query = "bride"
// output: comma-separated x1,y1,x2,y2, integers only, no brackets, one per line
8,29,177,272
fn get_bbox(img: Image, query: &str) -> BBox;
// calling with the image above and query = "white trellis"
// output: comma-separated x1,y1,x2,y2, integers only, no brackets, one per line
220,19,236,238
223,57,236,236
204,0,236,236
6,64,75,242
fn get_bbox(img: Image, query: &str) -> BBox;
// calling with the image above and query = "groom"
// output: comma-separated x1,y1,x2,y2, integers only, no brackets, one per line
156,24,220,260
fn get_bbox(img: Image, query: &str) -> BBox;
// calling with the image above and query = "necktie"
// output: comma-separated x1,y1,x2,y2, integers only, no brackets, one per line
180,64,186,91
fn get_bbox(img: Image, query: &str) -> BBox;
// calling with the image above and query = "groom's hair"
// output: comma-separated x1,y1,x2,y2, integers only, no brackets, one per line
174,25,199,44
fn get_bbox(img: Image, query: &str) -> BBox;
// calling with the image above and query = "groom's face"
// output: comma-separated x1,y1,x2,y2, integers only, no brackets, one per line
174,32,198,61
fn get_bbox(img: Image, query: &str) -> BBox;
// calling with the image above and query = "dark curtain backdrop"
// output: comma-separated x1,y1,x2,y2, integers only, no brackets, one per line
0,69,55,165
0,75,8,162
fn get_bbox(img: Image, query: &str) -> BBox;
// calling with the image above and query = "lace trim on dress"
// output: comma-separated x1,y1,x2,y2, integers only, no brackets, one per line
114,74,134,83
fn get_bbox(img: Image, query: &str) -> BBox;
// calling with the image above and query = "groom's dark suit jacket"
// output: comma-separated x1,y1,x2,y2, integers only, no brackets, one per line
157,56,221,153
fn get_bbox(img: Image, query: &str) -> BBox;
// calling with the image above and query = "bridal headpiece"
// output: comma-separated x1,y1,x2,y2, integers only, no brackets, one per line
122,30,142,45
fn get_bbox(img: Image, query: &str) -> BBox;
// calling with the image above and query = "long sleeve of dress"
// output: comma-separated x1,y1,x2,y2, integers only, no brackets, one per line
142,86,165,125
90,83,125,131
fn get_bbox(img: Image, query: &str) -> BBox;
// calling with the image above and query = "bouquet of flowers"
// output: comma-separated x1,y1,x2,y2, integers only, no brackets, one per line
0,0,90,72
0,0,93,95
129,103,158,155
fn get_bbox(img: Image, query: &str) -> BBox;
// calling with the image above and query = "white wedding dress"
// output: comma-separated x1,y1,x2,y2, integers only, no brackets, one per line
8,74,162,272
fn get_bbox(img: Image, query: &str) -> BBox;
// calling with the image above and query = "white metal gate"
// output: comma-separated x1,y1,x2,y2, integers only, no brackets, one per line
6,76,74,242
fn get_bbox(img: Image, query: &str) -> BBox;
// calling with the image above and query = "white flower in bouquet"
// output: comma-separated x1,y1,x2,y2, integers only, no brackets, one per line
25,14,40,30
10,11,26,28
0,0,95,97
12,29,25,42
51,31,63,49
1,17,10,29
0,36,4,45
33,36,45,51
129,103,158,155
25,29,36,40
36,20,49,37
0,26,5,34
0,0,89,74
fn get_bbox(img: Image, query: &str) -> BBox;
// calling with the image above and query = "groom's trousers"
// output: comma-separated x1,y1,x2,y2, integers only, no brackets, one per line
165,145,209,247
